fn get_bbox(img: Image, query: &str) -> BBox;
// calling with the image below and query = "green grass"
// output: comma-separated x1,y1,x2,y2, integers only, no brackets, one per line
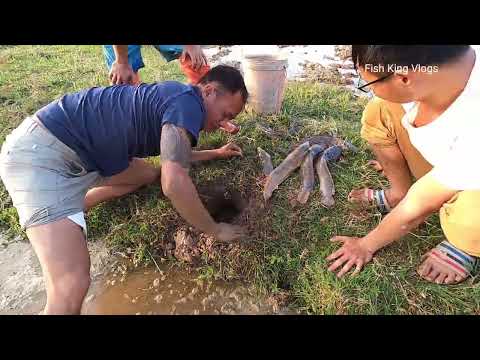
1,45,479,314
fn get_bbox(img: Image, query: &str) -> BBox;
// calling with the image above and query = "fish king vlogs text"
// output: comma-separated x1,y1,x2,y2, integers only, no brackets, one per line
365,64,439,74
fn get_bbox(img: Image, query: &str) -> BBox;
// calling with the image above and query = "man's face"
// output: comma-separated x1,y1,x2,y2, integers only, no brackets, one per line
358,67,418,103
201,83,245,133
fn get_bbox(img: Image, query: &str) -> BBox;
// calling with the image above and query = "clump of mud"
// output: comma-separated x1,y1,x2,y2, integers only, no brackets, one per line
168,183,250,264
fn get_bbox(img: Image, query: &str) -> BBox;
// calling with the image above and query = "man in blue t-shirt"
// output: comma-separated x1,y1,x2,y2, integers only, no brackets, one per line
0,65,248,314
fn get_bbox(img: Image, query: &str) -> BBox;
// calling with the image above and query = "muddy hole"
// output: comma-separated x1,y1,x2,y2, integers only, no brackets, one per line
198,184,247,223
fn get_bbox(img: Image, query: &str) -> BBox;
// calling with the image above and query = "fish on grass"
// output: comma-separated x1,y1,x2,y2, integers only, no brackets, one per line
258,134,355,206
315,153,335,207
297,145,323,204
257,147,273,176
262,142,310,201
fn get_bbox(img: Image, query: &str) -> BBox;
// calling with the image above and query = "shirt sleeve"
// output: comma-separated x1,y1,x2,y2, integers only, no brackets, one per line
161,93,204,146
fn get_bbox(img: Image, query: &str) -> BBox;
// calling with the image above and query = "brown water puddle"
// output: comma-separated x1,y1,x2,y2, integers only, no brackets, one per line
81,263,285,315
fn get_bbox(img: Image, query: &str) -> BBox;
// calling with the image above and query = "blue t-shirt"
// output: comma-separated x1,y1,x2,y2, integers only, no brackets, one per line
35,82,205,177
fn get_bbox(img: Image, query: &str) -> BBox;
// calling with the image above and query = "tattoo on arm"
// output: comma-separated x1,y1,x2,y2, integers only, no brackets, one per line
160,123,193,170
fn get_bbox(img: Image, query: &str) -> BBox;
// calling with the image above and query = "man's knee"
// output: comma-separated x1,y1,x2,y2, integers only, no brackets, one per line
360,97,403,147
141,165,160,185
147,167,161,184
387,188,409,207
440,191,480,257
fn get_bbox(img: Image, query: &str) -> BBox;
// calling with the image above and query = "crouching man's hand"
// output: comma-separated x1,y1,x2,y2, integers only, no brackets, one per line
216,142,243,159
326,236,374,278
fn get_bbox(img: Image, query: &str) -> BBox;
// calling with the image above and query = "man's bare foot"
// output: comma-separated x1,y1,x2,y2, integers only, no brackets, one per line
417,241,479,285
348,188,393,214
347,160,385,204
348,188,372,204
417,253,465,284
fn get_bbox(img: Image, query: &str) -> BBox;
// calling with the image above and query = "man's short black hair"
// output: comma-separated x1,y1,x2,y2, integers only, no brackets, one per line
352,45,471,74
198,65,249,103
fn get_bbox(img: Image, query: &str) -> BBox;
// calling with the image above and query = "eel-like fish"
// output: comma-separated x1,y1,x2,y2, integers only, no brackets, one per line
301,135,358,155
323,145,343,162
257,147,274,176
296,144,325,204
263,142,310,201
315,154,335,208
302,135,336,150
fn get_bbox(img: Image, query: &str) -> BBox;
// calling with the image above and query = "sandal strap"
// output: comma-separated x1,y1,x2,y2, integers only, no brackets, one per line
365,189,391,214
429,249,469,277
433,240,480,276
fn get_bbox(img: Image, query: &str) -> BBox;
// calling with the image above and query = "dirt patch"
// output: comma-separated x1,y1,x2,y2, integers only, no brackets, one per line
209,46,233,63
0,233,286,315
334,45,352,60
0,238,44,314
0,236,113,314
301,62,353,85
170,182,252,264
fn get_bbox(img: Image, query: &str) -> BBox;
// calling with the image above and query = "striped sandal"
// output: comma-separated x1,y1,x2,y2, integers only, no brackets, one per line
348,188,392,214
366,189,391,214
419,240,480,284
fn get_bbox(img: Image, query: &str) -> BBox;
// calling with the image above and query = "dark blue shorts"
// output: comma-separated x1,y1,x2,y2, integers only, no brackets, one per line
103,45,184,72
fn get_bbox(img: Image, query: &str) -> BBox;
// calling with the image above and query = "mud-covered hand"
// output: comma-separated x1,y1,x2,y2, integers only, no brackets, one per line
109,61,136,85
212,223,246,243
181,45,207,70
216,143,243,159
326,236,374,278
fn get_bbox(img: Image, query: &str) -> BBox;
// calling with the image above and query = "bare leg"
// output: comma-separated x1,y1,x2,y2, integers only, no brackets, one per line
85,158,160,211
349,144,413,208
27,218,91,315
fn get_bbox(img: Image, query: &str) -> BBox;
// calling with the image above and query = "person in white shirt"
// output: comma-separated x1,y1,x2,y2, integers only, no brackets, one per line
328,45,480,284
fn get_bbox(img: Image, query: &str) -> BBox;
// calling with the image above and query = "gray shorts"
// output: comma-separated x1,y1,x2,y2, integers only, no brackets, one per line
0,116,104,235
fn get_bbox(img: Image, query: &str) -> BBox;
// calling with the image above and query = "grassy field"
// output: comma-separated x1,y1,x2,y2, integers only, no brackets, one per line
1,45,479,314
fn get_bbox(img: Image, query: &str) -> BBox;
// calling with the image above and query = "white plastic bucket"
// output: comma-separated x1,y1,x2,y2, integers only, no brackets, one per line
242,55,288,115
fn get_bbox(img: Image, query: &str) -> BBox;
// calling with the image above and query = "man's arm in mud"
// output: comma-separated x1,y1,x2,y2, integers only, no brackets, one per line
360,171,458,253
159,124,217,234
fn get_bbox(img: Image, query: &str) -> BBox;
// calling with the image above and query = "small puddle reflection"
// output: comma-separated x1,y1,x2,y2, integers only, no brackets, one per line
82,263,281,315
